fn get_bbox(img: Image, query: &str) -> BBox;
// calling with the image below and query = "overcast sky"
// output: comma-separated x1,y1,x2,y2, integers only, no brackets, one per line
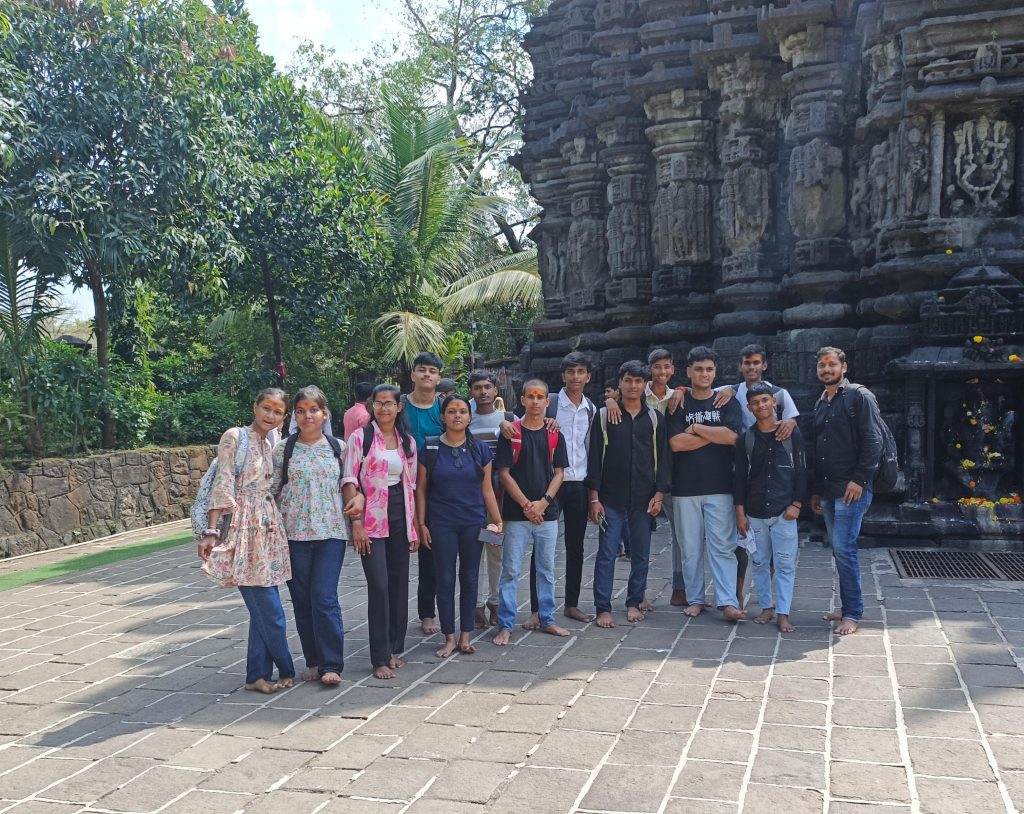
58,0,405,319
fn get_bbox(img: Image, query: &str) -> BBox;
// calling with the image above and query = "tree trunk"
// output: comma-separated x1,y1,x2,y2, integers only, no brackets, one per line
19,394,43,457
493,214,522,253
261,257,285,385
87,257,116,448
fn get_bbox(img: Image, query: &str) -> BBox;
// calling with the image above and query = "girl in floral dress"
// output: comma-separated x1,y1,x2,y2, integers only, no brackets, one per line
342,383,419,680
273,385,348,687
198,388,295,695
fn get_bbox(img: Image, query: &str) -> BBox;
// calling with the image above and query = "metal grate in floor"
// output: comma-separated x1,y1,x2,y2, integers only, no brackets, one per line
984,552,1024,581
891,549,1001,580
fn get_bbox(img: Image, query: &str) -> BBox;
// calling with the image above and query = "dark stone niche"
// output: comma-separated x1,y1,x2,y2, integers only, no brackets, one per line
517,0,1024,546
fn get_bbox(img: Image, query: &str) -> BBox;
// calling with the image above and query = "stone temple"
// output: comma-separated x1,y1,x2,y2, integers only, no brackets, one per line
516,0,1024,545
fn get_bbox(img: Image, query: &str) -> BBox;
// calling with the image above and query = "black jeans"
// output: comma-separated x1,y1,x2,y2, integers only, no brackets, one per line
417,538,436,620
432,522,483,634
360,485,410,668
530,481,588,612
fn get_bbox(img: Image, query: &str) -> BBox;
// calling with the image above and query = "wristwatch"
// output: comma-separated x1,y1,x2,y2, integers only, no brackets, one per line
542,494,555,505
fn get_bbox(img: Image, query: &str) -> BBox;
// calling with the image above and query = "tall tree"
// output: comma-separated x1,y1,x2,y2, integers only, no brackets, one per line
1,0,248,445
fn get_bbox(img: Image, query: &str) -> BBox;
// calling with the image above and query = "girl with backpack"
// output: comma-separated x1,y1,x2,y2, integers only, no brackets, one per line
198,388,295,695
341,384,418,680
415,394,503,658
272,386,347,686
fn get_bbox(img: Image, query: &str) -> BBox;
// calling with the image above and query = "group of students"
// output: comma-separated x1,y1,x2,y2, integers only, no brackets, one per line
197,343,883,692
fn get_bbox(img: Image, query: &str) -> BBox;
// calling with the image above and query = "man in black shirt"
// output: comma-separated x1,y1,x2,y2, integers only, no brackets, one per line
809,347,882,636
493,379,571,645
667,346,744,622
735,383,807,633
586,361,670,629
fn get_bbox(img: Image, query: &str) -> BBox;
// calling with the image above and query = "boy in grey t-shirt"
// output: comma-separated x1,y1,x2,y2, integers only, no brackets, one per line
469,370,509,627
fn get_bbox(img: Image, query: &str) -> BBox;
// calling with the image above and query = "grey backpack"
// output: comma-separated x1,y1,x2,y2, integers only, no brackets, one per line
191,429,250,539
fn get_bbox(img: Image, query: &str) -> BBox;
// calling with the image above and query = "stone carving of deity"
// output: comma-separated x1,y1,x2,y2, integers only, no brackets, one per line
568,218,605,290
788,137,845,239
721,166,769,252
975,41,1002,73
951,114,1013,214
543,236,564,299
868,141,892,224
849,159,870,232
900,116,930,218
654,181,711,266
607,202,648,277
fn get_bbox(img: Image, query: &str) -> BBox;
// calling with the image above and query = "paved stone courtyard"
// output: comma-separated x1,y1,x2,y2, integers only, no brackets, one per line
2,525,1024,814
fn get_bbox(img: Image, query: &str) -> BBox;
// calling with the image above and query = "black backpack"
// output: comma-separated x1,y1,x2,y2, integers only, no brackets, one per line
842,384,903,495
278,433,343,491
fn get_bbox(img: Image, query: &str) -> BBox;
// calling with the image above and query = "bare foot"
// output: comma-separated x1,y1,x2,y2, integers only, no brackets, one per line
754,608,775,625
244,678,278,694
474,607,488,629
457,634,476,654
595,611,616,629
683,603,704,618
373,665,395,679
320,671,342,686
564,607,592,623
834,618,859,636
670,589,687,607
640,599,653,612
627,607,646,623
388,656,406,669
523,612,541,630
276,676,294,689
540,623,571,637
435,636,458,658
823,611,842,622
301,667,319,682
486,602,499,626
722,605,746,622
777,614,795,633
421,617,440,635
493,628,512,646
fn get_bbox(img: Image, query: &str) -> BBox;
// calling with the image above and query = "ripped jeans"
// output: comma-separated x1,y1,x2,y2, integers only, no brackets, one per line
749,513,799,616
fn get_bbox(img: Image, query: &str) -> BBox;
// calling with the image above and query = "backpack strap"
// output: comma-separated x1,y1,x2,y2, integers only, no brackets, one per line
362,423,375,457
545,400,558,420
278,432,300,490
234,427,250,477
503,411,515,422
325,434,344,482
743,427,795,480
422,435,441,478
648,406,659,474
510,420,557,469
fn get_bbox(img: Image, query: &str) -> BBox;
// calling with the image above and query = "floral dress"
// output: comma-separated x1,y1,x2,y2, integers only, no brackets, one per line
272,437,349,541
203,426,291,588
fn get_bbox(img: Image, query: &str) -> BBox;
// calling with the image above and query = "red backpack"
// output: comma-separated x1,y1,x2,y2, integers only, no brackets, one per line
509,419,559,467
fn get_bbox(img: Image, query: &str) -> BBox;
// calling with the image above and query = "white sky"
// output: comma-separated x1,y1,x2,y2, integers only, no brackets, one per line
59,0,405,319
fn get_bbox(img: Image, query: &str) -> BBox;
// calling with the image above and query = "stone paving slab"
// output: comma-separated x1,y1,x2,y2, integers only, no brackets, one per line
1,525,1024,813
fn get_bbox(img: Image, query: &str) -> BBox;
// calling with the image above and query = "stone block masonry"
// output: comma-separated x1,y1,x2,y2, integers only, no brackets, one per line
0,445,215,557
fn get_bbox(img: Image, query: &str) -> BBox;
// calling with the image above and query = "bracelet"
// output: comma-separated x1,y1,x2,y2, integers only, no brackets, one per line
590,499,600,504
789,504,801,511
202,528,219,538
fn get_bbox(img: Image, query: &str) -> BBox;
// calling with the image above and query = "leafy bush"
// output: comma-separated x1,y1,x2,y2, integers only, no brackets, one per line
148,390,242,445
0,389,25,458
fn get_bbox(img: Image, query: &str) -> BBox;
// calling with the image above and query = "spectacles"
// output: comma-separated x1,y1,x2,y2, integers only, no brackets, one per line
373,401,398,410
450,445,463,469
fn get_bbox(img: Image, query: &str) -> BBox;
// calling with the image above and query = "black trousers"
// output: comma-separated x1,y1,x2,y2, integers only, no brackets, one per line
417,539,436,620
361,485,410,668
530,481,588,612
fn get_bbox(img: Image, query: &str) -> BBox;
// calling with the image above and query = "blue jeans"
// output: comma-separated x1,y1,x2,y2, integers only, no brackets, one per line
822,490,872,621
432,522,484,635
287,539,345,676
595,506,653,614
749,514,799,616
498,520,558,631
672,494,739,608
237,585,295,685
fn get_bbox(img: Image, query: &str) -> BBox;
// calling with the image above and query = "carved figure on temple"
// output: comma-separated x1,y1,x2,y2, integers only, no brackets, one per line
975,41,1002,73
788,137,845,239
952,115,1013,213
568,218,605,291
544,236,565,300
654,181,710,265
721,166,769,251
849,158,870,233
900,116,930,218
868,141,891,224
607,202,648,277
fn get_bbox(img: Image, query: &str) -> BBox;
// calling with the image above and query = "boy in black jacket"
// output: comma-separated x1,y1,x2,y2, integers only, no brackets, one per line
735,383,807,633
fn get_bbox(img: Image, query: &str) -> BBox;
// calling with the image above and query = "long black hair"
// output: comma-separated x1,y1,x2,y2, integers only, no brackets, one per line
371,383,414,458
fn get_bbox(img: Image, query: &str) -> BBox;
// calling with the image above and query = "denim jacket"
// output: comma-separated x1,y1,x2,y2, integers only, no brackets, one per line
341,422,418,542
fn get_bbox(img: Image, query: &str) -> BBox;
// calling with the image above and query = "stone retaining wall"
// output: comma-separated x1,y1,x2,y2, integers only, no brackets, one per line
0,445,216,557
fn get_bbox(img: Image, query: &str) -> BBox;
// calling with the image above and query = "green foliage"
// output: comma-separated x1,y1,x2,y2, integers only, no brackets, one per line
149,391,241,446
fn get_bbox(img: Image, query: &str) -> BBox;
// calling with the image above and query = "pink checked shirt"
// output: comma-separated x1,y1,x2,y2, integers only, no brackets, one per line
341,422,418,542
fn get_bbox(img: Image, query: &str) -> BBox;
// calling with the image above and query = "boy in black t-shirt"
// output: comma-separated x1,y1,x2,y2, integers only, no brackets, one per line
493,379,571,645
667,346,745,622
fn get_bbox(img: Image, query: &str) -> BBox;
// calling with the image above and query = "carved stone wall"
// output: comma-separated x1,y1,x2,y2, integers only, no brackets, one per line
519,0,1024,543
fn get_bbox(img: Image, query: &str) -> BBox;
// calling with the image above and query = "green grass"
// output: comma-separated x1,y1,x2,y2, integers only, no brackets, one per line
0,531,193,593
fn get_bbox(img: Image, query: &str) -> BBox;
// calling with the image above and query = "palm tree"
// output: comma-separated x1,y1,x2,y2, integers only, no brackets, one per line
0,214,66,455
319,92,540,367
